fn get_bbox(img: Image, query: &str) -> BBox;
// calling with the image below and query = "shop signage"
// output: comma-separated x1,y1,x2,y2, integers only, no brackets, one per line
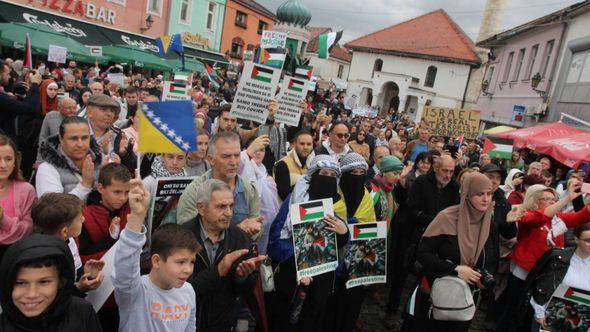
181,32,211,50
121,35,160,53
23,12,88,37
27,0,116,25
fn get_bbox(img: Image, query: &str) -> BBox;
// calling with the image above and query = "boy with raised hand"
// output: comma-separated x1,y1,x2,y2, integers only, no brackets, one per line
113,172,199,332
32,192,105,296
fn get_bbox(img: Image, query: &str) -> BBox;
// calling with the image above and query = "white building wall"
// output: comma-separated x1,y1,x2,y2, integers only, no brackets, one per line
307,54,351,81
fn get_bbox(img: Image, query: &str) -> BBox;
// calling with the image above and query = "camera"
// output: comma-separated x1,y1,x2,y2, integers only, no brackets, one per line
475,268,496,288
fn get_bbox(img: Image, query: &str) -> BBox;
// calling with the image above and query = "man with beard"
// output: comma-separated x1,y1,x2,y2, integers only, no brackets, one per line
274,131,314,201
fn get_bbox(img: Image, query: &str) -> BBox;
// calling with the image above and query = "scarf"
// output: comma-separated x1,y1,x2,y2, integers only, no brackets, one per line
150,155,188,178
269,125,287,161
339,172,366,217
423,172,493,266
40,79,58,115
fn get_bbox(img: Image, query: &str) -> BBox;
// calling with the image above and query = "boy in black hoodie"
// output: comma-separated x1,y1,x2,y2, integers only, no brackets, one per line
0,234,102,332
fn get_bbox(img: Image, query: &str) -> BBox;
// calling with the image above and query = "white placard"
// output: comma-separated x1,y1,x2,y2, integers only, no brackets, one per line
88,45,103,57
48,44,67,64
85,242,117,311
161,81,191,101
107,73,125,87
275,75,310,127
260,30,287,49
230,61,281,124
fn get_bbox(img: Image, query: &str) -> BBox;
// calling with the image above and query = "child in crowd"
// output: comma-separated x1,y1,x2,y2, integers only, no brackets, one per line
0,234,102,331
32,193,105,296
114,174,199,332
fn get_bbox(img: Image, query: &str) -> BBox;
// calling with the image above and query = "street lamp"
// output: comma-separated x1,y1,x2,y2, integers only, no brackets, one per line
141,15,154,32
531,72,546,97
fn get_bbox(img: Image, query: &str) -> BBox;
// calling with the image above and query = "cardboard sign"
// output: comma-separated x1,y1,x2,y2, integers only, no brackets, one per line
352,106,378,118
260,30,287,49
275,75,310,127
88,45,103,57
290,198,338,279
230,61,280,124
48,44,67,64
344,222,387,289
107,73,125,87
421,106,481,139
161,81,191,101
541,284,590,332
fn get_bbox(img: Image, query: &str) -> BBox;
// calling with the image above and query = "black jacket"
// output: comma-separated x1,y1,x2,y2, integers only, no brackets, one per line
183,216,256,332
0,83,41,140
407,171,460,232
524,247,575,307
0,234,101,332
489,188,517,274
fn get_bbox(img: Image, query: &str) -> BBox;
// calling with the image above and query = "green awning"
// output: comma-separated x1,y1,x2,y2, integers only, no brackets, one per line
169,57,206,74
0,22,107,64
102,44,175,72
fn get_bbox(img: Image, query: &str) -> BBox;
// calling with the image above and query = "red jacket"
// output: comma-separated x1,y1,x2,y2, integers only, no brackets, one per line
78,191,130,263
511,207,590,271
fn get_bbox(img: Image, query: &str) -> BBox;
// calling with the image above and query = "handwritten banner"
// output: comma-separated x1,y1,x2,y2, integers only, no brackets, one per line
421,106,481,139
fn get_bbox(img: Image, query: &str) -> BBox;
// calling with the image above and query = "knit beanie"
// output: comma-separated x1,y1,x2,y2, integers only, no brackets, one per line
340,153,368,173
306,154,341,178
379,156,404,173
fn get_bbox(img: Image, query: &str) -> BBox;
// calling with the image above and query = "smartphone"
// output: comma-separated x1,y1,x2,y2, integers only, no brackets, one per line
446,145,459,157
258,125,270,137
582,183,590,194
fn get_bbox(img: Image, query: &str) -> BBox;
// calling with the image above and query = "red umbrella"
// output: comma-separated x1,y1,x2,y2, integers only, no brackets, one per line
495,122,584,148
527,131,590,168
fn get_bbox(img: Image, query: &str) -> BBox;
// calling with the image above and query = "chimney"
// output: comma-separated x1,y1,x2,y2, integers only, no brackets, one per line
477,0,507,42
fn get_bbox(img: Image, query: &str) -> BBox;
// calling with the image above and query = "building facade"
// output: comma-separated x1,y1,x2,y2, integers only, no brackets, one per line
345,10,480,122
220,0,275,60
6,0,171,37
306,27,352,84
167,0,225,53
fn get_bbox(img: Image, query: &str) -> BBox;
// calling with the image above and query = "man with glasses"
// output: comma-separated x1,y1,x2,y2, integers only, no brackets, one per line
314,121,351,161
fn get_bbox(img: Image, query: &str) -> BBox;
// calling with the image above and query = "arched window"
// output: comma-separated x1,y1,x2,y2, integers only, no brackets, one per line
230,37,244,58
425,65,437,87
372,59,383,77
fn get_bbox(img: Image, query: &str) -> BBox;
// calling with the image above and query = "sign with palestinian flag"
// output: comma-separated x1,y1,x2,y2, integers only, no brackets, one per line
174,71,193,86
295,65,314,80
230,61,280,124
483,136,514,159
161,81,190,101
344,222,387,288
541,284,590,332
290,198,338,279
275,75,310,126
259,48,286,69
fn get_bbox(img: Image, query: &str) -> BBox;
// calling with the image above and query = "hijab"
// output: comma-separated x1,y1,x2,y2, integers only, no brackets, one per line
40,79,59,115
423,172,493,266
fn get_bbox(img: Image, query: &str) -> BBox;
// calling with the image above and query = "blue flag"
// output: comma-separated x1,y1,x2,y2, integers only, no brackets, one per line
138,101,197,153
155,34,184,57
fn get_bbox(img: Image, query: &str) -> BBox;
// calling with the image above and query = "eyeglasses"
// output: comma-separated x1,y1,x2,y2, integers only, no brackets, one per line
539,197,557,202
334,133,350,139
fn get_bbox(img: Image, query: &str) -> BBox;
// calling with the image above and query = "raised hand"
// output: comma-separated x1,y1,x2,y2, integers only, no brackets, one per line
235,255,267,278
81,155,95,189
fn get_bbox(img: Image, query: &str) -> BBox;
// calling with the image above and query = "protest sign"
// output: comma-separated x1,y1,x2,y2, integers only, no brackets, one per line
230,61,280,124
161,81,191,101
421,106,481,139
107,73,125,87
275,75,310,126
540,284,590,332
352,106,378,119
260,30,287,49
85,242,117,311
291,198,338,279
48,44,67,64
88,46,103,57
344,222,387,289
146,177,195,246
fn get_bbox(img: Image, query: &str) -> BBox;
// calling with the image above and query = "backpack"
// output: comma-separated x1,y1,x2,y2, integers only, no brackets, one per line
430,276,475,321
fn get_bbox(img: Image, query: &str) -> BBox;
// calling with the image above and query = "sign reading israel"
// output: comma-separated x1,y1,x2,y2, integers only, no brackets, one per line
421,106,481,139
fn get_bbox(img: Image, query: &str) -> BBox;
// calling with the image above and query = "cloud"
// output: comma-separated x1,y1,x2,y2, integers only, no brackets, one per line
257,0,580,42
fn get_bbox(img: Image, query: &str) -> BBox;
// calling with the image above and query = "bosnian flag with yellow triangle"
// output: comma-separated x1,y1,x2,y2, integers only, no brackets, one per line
138,101,197,153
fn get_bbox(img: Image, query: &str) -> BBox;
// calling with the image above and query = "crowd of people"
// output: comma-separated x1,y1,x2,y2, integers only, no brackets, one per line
0,55,589,332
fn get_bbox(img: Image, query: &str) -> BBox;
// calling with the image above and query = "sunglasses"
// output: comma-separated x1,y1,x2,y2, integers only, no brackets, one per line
334,133,350,139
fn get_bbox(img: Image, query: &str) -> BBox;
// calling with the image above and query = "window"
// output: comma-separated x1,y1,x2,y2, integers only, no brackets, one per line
206,2,217,31
372,59,383,78
512,48,525,81
425,66,437,87
502,52,514,82
179,0,191,24
483,66,494,91
247,44,256,51
235,11,248,28
540,40,555,78
337,65,344,79
565,51,590,83
258,21,267,35
147,0,162,15
230,37,244,58
524,44,539,80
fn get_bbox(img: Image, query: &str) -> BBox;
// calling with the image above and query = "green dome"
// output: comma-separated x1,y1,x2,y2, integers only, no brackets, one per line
276,0,311,27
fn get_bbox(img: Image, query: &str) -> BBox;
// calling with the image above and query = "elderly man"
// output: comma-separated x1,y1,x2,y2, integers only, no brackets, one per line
36,97,78,163
314,121,351,161
184,179,264,332
63,74,80,101
178,131,262,236
36,116,101,200
90,81,104,95
388,137,404,154
367,145,391,180
406,127,430,162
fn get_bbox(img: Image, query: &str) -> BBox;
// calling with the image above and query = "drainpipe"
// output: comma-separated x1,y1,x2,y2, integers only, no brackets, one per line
461,66,473,108
547,20,569,122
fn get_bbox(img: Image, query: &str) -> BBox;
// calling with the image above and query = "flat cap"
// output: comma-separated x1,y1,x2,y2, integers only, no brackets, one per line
87,94,120,112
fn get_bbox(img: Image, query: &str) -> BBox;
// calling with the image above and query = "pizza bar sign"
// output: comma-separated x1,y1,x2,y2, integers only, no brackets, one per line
28,0,117,25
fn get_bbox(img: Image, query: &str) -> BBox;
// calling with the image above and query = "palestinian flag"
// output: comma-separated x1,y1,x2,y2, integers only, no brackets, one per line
169,82,187,94
352,224,378,239
174,71,193,86
295,65,313,80
564,287,590,305
260,48,286,69
299,201,324,221
288,78,305,92
251,65,274,84
23,33,32,68
483,136,513,159
205,63,221,90
318,30,343,59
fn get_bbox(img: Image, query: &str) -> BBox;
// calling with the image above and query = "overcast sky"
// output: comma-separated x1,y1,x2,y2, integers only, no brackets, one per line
256,0,582,43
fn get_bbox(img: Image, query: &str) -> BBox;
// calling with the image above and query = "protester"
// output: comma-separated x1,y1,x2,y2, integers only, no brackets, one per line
315,121,351,161
507,173,545,205
274,131,314,201
527,161,542,176
0,234,102,331
0,135,36,259
406,128,430,162
36,97,78,163
501,168,524,198
77,88,92,118
338,153,376,223
504,151,524,172
348,129,370,162
366,145,391,180
40,79,59,115
143,153,188,196
185,130,210,177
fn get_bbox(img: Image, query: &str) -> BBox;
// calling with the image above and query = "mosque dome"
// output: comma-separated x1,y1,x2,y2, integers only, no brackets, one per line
276,0,312,27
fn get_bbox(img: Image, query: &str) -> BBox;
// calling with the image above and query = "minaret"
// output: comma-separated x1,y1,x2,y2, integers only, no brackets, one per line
464,0,506,110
